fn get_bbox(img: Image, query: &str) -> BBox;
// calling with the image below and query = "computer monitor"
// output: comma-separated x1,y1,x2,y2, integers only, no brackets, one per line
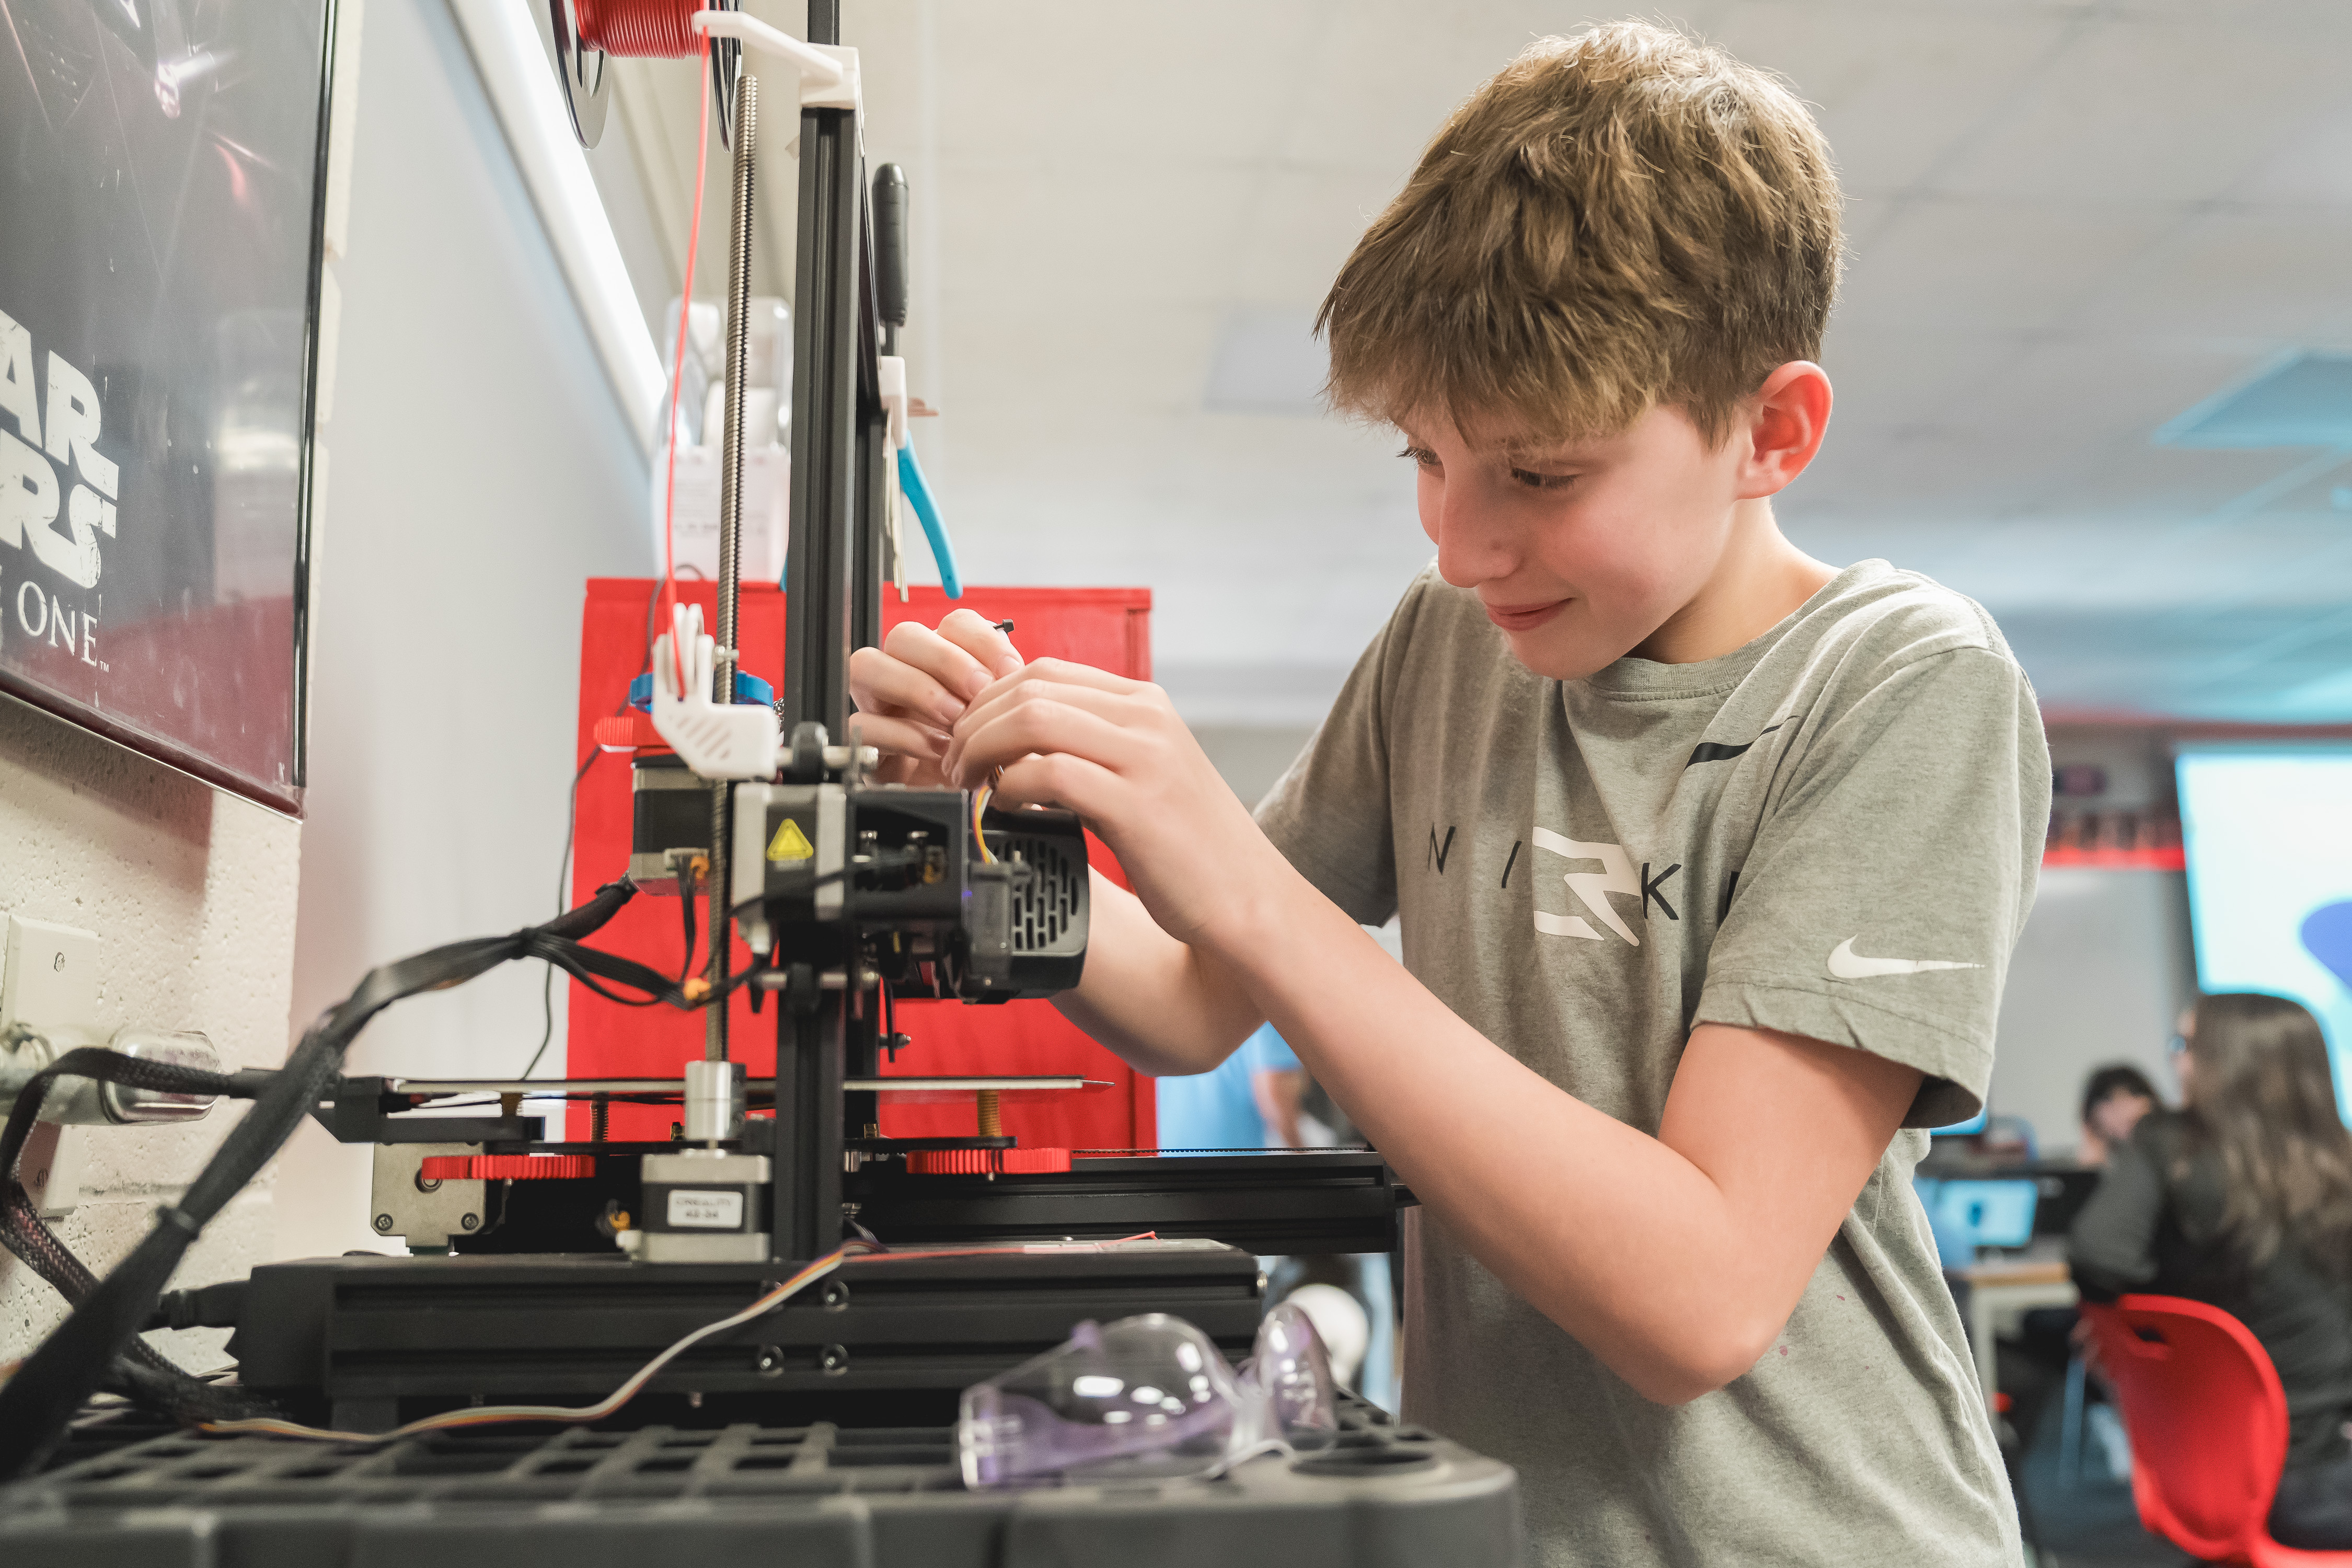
2177,746,2352,1119
1922,1178,2039,1250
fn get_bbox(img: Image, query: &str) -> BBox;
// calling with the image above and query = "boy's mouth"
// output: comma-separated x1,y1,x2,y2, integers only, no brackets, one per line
1483,598,1569,632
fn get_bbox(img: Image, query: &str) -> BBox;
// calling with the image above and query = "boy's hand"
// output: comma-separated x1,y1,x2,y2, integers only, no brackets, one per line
845,610,1023,787
942,661,1279,949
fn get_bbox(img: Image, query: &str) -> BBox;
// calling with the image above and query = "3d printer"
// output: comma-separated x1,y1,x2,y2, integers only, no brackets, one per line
0,0,1411,1467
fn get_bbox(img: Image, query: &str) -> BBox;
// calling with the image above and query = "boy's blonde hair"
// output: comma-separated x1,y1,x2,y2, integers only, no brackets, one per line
1318,20,1842,448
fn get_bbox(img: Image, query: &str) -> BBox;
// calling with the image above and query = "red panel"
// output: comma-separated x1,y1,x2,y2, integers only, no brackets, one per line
567,579,783,1142
566,581,1156,1151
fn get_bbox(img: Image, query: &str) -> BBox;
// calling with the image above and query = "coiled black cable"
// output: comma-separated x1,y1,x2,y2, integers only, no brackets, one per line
0,1049,282,1428
0,876,658,1479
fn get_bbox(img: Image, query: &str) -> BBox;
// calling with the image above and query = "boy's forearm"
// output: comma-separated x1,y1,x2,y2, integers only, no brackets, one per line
1051,870,1264,1077
1203,863,1905,1405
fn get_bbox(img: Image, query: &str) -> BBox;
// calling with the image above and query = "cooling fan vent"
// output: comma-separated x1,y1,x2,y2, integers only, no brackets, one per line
1003,835,1083,952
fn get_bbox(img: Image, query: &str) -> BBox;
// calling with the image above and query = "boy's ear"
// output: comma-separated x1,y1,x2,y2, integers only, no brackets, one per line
1735,361,1832,500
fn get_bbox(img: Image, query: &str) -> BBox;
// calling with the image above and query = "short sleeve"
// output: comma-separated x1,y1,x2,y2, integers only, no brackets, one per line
1244,1023,1301,1074
1694,645,2050,1127
1252,574,1431,927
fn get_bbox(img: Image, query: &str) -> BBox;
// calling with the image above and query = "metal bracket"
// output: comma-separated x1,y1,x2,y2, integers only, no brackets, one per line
690,10,861,117
315,1077,543,1145
370,1142,486,1250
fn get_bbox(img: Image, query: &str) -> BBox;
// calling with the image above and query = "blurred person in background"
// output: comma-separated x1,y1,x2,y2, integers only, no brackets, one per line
1158,1025,1385,1393
1156,1021,1302,1151
1992,1061,2169,1469
2077,1062,2161,1167
2070,993,2352,1550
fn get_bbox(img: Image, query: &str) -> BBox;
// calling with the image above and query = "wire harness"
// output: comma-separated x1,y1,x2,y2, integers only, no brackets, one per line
0,878,676,1480
201,1245,869,1444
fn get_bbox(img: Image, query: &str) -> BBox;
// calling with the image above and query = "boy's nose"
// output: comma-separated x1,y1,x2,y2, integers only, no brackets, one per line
1431,482,1519,587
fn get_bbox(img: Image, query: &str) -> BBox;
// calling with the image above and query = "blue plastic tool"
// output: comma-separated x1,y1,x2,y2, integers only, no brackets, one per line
897,442,962,599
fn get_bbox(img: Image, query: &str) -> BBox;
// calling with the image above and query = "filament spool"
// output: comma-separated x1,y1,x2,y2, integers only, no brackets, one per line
575,0,701,54
546,0,743,149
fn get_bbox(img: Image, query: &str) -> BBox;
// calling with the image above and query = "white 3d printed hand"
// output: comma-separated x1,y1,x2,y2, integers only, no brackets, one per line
650,603,780,780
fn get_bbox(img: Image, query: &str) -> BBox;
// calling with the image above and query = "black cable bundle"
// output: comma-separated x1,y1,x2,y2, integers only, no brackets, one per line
0,1047,281,1430
0,876,658,1480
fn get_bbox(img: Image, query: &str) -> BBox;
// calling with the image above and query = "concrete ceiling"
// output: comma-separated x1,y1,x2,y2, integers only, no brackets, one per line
582,0,2352,726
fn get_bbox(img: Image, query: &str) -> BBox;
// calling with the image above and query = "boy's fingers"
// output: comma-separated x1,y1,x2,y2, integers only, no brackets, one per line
880,620,1000,704
847,710,948,760
948,698,1144,790
990,751,1120,818
848,645,966,731
945,679,1150,781
934,608,1025,681
870,753,930,787
967,656,1142,711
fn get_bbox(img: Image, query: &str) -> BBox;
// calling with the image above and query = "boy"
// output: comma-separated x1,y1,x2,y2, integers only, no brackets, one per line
851,21,2044,1565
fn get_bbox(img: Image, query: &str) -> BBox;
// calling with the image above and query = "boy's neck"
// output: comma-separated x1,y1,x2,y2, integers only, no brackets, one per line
1628,500,1837,665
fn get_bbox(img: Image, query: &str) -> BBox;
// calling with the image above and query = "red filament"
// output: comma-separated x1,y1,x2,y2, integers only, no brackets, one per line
575,0,704,58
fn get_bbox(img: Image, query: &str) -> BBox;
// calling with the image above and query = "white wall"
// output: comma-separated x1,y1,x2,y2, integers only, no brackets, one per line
274,0,652,1261
0,699,300,1368
1990,868,2198,1156
1195,724,1316,813
3,0,658,1362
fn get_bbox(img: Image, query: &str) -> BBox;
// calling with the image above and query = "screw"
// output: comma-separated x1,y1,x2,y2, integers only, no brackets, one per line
820,1280,849,1311
461,1213,479,1230
818,1344,849,1376
374,1214,394,1232
755,1346,785,1377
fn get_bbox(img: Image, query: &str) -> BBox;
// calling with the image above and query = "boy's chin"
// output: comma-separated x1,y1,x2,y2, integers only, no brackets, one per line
1498,623,1632,683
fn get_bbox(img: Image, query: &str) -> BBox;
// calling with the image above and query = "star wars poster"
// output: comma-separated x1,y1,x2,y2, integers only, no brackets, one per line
1,0,333,809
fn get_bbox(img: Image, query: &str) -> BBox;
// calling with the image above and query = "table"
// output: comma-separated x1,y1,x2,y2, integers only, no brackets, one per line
1958,1256,2077,1411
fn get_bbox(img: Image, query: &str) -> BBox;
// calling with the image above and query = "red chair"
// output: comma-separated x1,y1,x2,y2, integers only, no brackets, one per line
2080,1296,2352,1566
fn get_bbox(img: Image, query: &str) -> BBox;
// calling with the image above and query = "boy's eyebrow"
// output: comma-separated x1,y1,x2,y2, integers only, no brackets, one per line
1392,420,1614,464
1495,436,1608,465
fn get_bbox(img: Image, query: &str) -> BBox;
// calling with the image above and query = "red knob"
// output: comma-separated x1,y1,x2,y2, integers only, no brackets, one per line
904,1147,1071,1175
905,1148,997,1176
418,1154,598,1181
996,1147,1073,1173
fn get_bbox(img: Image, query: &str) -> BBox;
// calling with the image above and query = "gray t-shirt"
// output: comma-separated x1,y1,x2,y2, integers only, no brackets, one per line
1256,559,2049,1568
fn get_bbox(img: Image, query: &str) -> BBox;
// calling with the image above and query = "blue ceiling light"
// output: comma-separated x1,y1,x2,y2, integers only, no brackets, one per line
2155,350,2352,449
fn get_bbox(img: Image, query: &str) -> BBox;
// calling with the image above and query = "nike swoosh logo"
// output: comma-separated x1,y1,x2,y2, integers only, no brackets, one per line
1686,716,1798,769
1827,937,1985,980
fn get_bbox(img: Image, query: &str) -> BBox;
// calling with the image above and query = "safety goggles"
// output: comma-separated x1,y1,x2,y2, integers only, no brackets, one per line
958,1301,1340,1488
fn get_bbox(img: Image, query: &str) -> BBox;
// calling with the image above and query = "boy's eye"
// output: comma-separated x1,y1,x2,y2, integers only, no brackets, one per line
1398,445,1440,469
1508,467,1577,491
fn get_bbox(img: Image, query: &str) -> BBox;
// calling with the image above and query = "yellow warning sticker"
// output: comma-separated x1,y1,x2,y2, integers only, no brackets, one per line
767,818,816,862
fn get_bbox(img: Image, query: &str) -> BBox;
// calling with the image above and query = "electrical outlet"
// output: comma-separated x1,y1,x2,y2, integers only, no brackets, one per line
17,1123,86,1219
1,915,100,1220
1,914,101,1042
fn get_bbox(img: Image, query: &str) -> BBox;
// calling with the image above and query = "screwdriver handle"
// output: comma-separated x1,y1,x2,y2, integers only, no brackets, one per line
874,163,911,339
